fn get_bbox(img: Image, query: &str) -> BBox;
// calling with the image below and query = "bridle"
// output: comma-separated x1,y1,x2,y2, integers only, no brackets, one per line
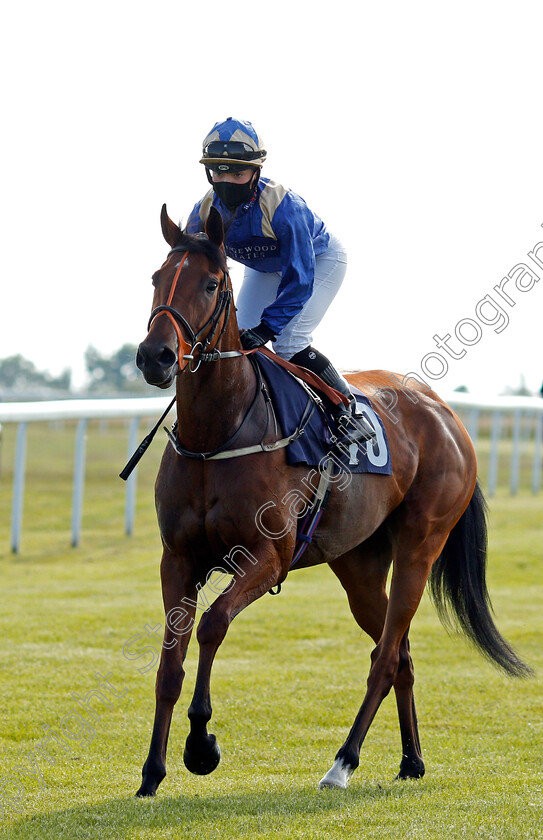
147,244,240,373
122,239,349,481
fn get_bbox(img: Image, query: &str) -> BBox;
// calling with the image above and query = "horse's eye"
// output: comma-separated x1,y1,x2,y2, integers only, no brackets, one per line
206,279,219,293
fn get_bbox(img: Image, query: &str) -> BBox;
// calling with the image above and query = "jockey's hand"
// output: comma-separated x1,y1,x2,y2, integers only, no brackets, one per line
240,322,276,350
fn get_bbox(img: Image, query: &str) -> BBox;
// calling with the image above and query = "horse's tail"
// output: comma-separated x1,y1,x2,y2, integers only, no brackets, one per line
428,480,532,678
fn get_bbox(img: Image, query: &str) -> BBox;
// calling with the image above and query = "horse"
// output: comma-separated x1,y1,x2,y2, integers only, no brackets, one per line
133,204,530,796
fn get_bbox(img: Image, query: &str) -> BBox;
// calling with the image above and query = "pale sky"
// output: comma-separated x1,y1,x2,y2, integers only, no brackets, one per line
1,1,542,396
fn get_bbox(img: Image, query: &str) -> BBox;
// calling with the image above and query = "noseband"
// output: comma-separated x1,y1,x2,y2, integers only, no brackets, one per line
147,245,234,373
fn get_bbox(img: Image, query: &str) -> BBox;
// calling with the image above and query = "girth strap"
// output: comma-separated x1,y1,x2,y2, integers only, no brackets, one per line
268,455,337,596
289,456,337,569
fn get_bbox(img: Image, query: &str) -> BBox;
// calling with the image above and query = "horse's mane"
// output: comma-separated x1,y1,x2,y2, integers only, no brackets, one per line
174,228,227,273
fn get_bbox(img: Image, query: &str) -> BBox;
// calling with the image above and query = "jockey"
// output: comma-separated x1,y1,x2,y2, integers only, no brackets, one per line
186,117,370,442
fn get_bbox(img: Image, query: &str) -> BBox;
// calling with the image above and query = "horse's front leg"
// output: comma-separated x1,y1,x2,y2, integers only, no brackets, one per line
137,549,197,797
183,542,284,776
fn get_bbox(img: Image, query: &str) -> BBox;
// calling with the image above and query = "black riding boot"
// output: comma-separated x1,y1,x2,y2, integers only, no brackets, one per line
289,346,375,445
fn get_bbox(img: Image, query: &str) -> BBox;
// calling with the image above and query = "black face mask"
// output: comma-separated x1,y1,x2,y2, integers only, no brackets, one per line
212,177,256,210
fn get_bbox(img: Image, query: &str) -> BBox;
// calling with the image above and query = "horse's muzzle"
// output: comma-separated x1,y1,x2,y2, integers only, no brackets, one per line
136,340,178,388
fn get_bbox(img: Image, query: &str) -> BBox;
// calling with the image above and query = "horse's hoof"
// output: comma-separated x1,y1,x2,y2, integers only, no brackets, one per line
183,732,221,775
136,766,165,797
136,780,158,797
396,756,425,780
318,758,354,789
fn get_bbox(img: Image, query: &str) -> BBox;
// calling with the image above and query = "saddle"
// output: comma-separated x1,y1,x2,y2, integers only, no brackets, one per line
253,352,392,476
252,351,393,577
253,347,350,408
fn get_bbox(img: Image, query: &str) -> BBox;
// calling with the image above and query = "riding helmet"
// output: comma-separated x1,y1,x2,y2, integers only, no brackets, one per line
200,118,267,171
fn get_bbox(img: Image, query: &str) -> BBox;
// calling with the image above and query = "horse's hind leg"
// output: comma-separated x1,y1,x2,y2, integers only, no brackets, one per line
322,532,436,788
327,539,424,783
393,633,425,780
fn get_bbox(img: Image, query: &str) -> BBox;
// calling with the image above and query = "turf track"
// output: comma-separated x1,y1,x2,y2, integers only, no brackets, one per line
0,421,541,839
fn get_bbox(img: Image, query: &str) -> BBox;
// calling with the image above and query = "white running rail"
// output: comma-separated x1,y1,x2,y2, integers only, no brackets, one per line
0,398,174,553
1,393,542,553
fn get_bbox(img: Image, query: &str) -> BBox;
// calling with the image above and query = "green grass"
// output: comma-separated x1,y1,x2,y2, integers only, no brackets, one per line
0,422,542,839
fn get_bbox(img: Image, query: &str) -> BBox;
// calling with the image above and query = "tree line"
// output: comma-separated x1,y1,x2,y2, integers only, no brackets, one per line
0,348,538,398
0,344,155,396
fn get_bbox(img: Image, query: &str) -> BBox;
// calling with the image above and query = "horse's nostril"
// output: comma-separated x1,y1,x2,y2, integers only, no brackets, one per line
157,347,177,368
137,343,176,372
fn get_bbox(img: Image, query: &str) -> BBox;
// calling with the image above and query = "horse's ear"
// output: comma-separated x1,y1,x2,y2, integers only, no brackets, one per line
205,206,224,248
160,203,181,248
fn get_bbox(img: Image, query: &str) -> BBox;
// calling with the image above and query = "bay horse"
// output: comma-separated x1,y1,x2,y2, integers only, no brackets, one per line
133,204,530,796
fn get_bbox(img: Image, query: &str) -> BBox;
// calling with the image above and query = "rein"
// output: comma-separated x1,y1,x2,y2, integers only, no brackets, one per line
148,245,349,406
120,243,348,480
164,355,317,461
120,246,234,480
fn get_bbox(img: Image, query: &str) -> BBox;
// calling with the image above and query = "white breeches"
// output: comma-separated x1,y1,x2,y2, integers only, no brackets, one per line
235,233,347,359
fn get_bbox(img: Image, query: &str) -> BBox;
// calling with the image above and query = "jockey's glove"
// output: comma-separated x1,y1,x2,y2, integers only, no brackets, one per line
240,322,276,350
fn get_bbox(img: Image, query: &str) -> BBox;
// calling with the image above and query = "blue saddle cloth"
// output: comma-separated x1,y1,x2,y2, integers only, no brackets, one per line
255,353,392,475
